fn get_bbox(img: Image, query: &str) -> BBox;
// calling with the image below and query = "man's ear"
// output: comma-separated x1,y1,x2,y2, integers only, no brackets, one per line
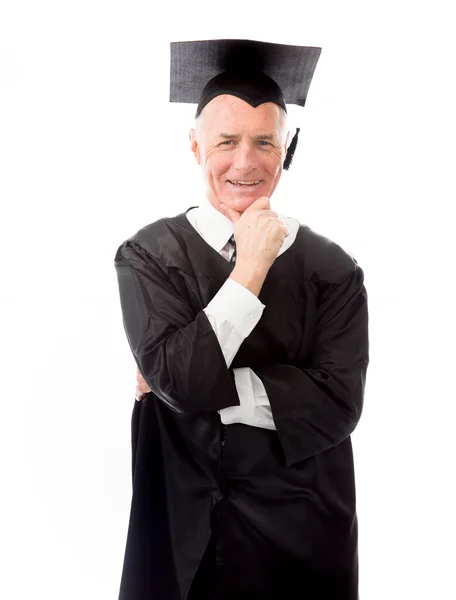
189,128,201,165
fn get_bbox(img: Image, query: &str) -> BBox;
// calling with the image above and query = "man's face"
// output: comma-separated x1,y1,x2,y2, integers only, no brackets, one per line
189,95,289,215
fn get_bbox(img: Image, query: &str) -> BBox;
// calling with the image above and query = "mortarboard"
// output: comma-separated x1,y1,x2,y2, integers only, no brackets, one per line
170,39,322,169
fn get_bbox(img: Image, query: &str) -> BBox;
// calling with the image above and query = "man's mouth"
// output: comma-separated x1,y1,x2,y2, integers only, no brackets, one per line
227,180,261,187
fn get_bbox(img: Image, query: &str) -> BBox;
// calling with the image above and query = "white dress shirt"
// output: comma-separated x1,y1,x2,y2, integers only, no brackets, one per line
186,200,300,430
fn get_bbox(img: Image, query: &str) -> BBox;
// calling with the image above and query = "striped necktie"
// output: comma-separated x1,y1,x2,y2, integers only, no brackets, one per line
228,233,236,265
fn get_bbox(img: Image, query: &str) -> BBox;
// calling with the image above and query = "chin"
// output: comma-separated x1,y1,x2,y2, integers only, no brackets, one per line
221,181,270,205
219,196,257,212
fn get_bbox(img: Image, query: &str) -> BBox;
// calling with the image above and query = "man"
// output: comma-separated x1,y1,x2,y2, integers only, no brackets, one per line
114,39,369,600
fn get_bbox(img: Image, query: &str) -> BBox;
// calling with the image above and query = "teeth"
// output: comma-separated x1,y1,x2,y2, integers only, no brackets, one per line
229,180,260,186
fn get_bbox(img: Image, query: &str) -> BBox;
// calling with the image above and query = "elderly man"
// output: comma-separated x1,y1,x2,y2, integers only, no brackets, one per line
114,39,369,600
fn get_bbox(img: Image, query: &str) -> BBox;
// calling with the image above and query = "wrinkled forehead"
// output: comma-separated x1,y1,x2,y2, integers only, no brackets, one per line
196,94,287,134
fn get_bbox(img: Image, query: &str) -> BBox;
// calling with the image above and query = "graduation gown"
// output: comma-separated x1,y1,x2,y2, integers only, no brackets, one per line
114,206,369,600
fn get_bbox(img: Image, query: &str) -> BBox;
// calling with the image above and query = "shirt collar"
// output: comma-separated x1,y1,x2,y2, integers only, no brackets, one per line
197,201,235,253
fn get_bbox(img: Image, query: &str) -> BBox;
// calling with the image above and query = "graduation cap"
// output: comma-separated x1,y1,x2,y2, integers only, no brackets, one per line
170,39,322,169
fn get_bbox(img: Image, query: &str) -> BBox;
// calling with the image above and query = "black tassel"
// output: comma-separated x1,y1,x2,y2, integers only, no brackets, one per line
283,127,300,170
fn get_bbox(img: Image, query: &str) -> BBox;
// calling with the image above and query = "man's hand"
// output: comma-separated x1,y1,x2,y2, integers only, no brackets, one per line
219,196,289,272
135,367,152,401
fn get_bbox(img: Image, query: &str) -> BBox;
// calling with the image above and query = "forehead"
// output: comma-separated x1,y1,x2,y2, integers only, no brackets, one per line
199,94,285,134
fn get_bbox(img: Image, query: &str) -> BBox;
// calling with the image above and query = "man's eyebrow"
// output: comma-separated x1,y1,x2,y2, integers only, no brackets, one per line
218,133,240,140
251,133,274,141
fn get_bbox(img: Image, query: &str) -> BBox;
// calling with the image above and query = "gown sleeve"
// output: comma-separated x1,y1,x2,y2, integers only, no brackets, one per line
253,263,369,467
114,239,240,414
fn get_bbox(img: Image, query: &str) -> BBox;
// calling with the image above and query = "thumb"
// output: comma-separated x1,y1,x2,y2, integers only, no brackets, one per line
219,202,241,223
245,195,271,213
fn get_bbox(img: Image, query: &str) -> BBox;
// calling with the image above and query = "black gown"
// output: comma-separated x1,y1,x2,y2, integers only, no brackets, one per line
114,206,369,600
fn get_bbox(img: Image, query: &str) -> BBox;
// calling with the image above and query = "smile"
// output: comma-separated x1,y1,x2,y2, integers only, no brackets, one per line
228,180,261,187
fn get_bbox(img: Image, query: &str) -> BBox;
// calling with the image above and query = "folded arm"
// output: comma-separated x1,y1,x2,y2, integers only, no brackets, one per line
114,240,240,414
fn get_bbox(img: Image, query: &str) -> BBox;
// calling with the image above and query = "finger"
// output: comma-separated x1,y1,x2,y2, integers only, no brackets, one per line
281,223,290,237
246,196,270,212
220,203,241,223
138,383,151,393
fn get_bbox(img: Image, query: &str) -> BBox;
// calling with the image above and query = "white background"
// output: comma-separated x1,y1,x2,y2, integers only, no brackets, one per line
1,1,455,598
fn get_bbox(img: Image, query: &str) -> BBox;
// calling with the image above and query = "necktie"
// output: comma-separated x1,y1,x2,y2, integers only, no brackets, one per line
229,233,236,265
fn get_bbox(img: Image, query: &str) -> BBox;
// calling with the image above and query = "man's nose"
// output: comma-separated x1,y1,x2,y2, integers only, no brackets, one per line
233,142,255,172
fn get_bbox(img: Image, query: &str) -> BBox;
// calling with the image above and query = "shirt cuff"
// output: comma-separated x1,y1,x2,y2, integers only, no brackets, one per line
219,367,254,424
204,277,265,340
250,369,272,407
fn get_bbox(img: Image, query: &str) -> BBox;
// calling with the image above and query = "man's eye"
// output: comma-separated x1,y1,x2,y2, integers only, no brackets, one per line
220,140,234,145
258,140,271,146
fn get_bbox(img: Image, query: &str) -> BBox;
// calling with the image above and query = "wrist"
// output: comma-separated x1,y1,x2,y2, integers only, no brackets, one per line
229,262,268,297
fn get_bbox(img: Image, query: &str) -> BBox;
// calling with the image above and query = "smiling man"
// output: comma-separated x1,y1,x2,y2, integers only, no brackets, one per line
115,39,369,600
190,93,288,209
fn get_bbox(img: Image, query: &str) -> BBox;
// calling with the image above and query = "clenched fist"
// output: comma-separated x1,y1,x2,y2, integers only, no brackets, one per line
219,196,289,272
135,367,152,401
